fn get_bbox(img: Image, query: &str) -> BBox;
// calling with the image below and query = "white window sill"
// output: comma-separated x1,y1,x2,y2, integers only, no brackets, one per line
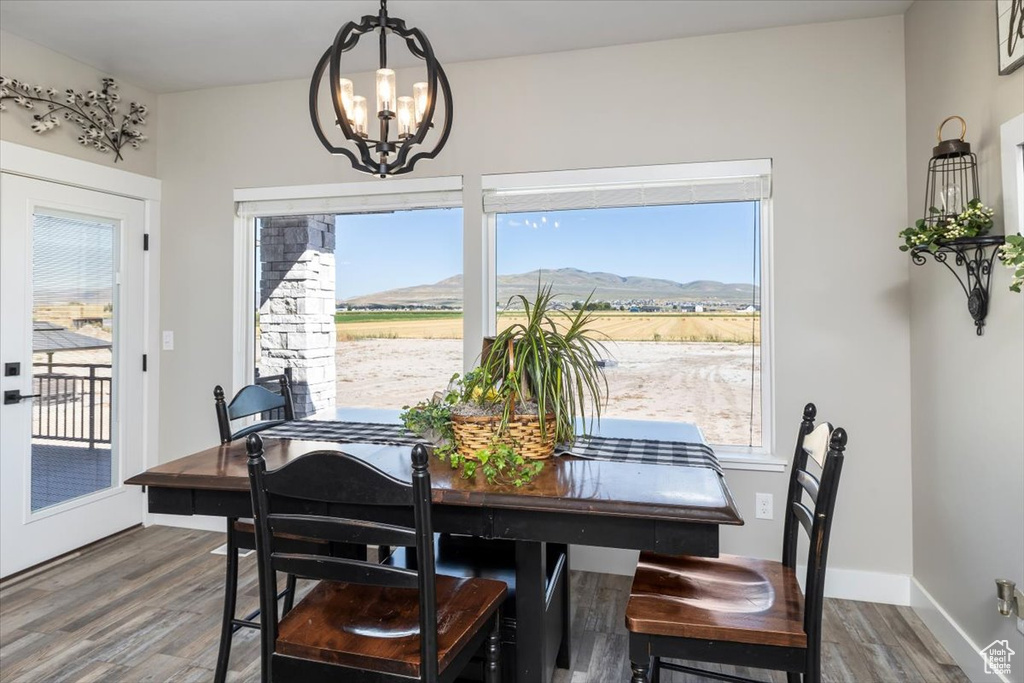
714,447,788,473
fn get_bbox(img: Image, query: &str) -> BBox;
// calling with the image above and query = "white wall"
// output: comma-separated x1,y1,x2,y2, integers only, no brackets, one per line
905,0,1024,676
157,15,912,580
0,30,158,177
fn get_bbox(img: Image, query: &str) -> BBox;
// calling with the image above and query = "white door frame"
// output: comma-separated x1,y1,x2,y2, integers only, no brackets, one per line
0,140,161,520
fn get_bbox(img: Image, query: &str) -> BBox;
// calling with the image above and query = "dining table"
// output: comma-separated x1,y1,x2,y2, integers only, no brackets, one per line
126,408,743,683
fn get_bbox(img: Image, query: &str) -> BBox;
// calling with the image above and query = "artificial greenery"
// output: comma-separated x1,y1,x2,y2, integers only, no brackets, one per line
899,199,995,253
400,373,460,445
999,233,1024,293
401,371,545,486
471,282,609,445
401,283,609,487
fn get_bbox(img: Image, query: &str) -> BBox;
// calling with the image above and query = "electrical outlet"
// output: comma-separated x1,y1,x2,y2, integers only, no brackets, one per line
162,330,174,351
755,493,773,520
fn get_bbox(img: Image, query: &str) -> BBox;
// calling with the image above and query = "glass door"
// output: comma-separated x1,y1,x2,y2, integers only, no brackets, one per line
0,173,145,578
31,211,119,510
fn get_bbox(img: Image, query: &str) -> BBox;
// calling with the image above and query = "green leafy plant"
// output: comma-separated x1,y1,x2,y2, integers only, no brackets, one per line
401,282,609,487
400,375,458,445
999,233,1024,293
899,199,995,253
471,282,609,445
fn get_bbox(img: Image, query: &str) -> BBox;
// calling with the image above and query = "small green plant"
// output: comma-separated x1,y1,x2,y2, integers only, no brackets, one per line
400,374,459,444
473,282,609,444
402,282,609,487
402,372,541,486
899,199,995,253
999,233,1024,293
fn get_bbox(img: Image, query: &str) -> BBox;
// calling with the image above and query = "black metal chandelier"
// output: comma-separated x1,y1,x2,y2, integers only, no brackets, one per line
309,0,453,178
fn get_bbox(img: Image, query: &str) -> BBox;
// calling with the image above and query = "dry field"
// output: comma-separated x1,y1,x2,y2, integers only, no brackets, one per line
336,338,761,447
337,311,760,343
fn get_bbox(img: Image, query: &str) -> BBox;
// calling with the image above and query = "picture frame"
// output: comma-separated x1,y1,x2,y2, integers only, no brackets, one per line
996,0,1024,75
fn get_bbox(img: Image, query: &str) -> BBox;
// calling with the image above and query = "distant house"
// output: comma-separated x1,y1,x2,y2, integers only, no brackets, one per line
72,317,104,329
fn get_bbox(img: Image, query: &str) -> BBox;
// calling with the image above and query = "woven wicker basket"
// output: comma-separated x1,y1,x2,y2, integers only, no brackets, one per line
451,412,556,461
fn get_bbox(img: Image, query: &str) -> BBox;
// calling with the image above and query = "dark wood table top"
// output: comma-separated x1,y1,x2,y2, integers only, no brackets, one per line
128,410,742,526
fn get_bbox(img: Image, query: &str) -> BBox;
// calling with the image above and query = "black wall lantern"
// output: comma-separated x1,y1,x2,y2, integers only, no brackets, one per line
909,116,1002,335
309,0,452,178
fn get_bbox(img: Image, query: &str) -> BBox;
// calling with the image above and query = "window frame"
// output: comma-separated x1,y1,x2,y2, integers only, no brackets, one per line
232,166,783,471
232,176,464,394
481,161,779,468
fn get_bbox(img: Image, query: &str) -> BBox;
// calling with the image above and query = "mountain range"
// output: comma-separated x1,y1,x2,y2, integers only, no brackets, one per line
341,268,758,308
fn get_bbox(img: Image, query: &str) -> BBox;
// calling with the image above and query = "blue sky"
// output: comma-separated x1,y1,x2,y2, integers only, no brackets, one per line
333,202,759,299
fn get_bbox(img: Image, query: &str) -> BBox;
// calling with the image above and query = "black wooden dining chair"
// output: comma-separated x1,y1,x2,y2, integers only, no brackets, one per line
214,373,295,444
247,434,506,683
625,402,848,683
212,375,302,683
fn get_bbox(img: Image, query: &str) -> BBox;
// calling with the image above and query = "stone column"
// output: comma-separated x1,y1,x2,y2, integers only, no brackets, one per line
257,214,336,417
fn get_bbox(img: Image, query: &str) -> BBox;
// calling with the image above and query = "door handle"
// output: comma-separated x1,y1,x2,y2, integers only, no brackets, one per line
3,390,41,405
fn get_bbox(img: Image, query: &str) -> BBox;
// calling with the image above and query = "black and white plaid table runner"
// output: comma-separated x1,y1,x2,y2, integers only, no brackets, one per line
258,420,722,475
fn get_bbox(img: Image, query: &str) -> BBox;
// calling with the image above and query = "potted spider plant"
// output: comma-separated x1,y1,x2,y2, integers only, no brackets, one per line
401,282,609,485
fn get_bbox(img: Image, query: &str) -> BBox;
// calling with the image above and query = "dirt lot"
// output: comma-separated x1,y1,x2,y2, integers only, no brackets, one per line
336,338,761,447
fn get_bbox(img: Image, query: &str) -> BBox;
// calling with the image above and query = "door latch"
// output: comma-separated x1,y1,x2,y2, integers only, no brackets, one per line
3,390,41,405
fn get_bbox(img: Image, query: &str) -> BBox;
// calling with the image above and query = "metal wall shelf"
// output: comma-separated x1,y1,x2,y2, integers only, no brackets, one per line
911,235,1004,335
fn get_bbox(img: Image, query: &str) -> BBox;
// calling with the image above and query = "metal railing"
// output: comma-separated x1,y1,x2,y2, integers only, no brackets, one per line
32,363,112,448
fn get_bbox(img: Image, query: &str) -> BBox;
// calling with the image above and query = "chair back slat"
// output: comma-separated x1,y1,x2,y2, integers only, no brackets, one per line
796,469,819,504
270,552,420,588
263,451,412,506
228,384,286,420
791,501,814,537
802,422,831,468
269,513,418,548
247,435,440,683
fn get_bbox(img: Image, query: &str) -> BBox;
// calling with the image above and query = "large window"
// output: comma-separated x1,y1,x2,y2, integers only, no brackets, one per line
249,199,462,415
238,167,771,455
333,208,463,408
485,161,771,451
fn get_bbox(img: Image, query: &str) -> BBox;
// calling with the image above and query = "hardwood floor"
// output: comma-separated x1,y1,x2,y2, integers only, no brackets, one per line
0,526,967,683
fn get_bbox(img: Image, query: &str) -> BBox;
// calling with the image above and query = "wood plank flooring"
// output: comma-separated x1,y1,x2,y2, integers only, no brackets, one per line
0,526,968,682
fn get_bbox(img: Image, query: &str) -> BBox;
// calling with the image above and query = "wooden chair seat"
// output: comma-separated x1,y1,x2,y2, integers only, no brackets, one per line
276,575,507,677
625,552,806,648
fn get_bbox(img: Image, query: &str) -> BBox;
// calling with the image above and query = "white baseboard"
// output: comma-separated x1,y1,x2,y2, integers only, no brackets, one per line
146,513,226,533
797,565,911,606
911,578,1010,683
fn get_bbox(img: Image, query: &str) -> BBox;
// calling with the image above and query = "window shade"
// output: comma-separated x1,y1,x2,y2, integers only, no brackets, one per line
236,189,462,218
483,175,770,214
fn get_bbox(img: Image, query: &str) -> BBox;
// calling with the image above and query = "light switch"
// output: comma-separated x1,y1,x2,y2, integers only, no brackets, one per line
162,330,174,351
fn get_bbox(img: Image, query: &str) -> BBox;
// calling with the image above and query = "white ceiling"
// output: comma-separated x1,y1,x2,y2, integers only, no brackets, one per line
0,0,913,94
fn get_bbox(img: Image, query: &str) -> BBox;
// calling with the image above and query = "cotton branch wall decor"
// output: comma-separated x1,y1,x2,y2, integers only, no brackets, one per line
0,76,148,162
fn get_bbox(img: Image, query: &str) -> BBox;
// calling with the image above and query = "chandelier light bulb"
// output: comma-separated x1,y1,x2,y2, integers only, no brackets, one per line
352,95,369,137
376,68,396,115
338,78,354,121
396,96,415,138
413,82,429,125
